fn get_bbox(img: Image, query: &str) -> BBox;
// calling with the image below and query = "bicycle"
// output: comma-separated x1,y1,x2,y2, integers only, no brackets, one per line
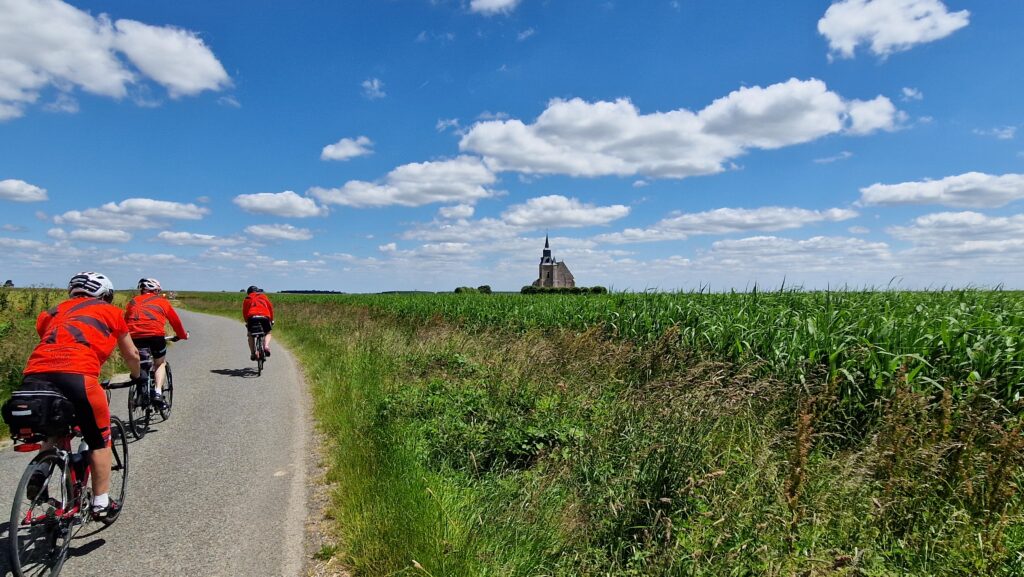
7,382,129,577
247,317,268,376
127,336,179,440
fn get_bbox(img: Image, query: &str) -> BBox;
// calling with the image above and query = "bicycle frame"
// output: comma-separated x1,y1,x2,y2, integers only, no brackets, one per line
12,432,90,529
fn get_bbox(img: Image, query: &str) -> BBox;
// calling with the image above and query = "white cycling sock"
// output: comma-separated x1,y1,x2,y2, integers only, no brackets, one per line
92,493,109,509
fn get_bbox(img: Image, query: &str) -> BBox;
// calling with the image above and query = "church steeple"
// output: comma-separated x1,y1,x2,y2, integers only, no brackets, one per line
540,233,554,264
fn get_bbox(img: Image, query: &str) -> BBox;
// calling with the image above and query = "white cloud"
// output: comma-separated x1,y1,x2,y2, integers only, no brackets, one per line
68,228,131,243
55,198,208,229
973,126,1017,140
436,118,460,132
2,224,26,232
403,216,520,243
244,224,313,242
846,96,905,134
156,230,243,246
859,172,1024,208
44,93,79,114
470,0,521,15
884,212,1024,271
99,251,188,267
439,204,475,219
217,95,241,108
700,235,892,271
460,78,901,179
0,179,48,202
361,78,385,100
113,19,230,98
502,195,630,228
233,191,327,217
0,0,229,119
321,136,374,161
887,211,1024,245
818,0,970,59
901,87,923,101
517,28,536,41
379,242,397,253
848,225,870,234
309,156,497,208
598,206,858,243
814,151,854,164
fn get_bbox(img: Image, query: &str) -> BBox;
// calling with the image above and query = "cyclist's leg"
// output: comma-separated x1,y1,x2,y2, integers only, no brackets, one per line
55,374,113,497
262,318,273,354
148,337,169,392
153,356,168,393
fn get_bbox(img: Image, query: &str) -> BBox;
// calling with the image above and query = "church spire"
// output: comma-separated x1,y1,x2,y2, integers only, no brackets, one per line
540,233,554,264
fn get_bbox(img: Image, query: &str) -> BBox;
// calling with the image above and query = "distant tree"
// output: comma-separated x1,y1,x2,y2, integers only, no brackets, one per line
3,280,12,288
477,285,492,294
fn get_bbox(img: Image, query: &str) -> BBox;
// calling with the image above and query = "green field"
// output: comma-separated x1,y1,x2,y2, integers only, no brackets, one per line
181,290,1024,577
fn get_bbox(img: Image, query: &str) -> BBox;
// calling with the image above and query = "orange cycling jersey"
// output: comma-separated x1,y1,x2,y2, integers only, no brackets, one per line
242,293,274,320
24,296,129,377
125,294,186,338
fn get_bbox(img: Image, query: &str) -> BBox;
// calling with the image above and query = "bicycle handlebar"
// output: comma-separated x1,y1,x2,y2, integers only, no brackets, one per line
102,380,134,390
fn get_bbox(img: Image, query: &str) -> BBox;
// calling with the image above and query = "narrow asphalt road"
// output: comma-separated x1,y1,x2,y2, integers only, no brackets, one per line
0,310,309,577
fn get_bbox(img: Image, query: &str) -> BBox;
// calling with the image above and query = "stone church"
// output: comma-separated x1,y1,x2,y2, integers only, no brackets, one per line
532,235,575,288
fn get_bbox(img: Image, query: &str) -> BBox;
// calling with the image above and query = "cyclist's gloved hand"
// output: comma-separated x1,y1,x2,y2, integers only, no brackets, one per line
130,374,147,386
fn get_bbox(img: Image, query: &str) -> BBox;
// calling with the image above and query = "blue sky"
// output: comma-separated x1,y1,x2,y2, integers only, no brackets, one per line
1,0,1022,292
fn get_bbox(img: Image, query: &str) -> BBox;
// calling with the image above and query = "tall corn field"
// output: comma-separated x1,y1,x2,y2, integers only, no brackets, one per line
276,289,1024,404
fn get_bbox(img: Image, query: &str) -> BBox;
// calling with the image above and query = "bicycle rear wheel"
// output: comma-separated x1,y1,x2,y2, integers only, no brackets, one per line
159,364,173,421
102,417,129,525
256,335,265,376
9,453,72,577
127,384,150,440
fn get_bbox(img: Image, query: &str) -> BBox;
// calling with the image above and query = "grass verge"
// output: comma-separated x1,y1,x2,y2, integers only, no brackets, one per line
181,292,1024,577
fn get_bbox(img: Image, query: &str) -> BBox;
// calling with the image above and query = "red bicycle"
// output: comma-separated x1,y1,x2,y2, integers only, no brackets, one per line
6,383,129,577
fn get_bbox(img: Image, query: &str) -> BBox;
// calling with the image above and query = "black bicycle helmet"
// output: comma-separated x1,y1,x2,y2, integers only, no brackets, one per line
246,285,260,294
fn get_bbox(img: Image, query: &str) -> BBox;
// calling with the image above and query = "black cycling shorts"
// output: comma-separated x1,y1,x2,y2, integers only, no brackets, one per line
20,373,111,449
246,316,272,335
132,336,168,359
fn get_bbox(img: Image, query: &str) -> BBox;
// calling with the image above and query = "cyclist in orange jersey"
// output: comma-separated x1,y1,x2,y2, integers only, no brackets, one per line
242,285,274,360
21,272,142,519
125,278,188,408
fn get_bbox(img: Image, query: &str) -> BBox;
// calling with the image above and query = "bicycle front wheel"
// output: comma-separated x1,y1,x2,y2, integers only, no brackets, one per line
103,417,129,525
127,384,150,440
159,364,173,421
9,452,72,577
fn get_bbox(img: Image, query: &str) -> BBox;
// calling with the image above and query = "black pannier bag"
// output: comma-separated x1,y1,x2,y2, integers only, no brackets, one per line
2,389,77,438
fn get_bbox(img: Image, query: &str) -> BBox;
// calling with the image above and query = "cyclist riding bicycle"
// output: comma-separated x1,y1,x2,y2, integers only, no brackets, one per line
125,278,188,408
19,272,142,519
242,285,274,361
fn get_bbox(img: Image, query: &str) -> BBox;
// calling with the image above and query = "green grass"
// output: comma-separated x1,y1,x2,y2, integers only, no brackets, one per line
181,290,1024,576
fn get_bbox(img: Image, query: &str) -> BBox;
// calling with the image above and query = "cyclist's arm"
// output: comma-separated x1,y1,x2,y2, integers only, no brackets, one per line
164,302,188,339
242,296,251,319
35,309,52,338
118,333,142,379
264,295,274,321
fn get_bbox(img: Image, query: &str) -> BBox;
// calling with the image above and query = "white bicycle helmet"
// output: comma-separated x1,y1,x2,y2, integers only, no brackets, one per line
68,272,115,302
138,278,162,293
